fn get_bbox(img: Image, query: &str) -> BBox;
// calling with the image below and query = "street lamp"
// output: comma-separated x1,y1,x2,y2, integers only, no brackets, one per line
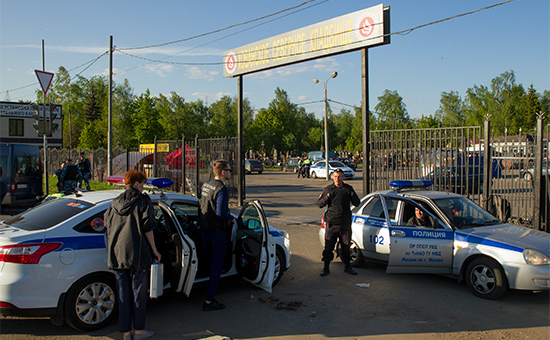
313,71,338,180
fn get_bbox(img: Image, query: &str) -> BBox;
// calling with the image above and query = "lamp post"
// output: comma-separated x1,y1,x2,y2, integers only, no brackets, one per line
313,71,338,180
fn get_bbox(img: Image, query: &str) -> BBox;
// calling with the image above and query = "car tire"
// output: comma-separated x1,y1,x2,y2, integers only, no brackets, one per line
259,171,262,174
465,257,508,300
64,273,117,332
337,240,364,267
272,248,285,287
245,169,251,174
311,172,317,179
523,172,532,181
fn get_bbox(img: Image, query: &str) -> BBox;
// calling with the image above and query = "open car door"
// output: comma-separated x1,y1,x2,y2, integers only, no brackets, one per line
158,201,198,296
234,200,276,293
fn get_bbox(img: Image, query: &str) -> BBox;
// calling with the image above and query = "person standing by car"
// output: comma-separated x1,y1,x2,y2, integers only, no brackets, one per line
105,170,161,340
77,151,92,190
317,168,360,276
60,159,82,192
54,161,66,192
199,160,235,311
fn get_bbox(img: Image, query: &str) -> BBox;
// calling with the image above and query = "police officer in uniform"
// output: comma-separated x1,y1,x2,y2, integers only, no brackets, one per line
60,159,82,192
199,160,234,311
317,168,360,276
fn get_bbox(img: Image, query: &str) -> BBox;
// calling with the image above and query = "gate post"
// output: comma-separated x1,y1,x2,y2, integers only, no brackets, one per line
482,117,492,211
153,137,157,178
182,136,186,195
533,113,544,230
195,135,200,198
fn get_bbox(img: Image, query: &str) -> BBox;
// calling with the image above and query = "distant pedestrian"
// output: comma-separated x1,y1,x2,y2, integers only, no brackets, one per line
60,159,81,192
317,168,360,276
77,152,92,190
55,161,66,192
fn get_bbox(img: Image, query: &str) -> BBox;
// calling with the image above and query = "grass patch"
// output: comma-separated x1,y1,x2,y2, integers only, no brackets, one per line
47,176,115,194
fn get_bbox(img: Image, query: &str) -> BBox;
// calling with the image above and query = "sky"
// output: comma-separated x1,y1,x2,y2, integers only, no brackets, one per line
1,0,548,120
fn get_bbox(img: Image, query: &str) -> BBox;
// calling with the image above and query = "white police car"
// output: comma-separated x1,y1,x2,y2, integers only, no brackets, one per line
319,180,550,299
310,160,354,180
0,177,291,331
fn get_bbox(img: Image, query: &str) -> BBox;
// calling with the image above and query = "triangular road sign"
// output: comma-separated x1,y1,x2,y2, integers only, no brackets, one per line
35,70,55,95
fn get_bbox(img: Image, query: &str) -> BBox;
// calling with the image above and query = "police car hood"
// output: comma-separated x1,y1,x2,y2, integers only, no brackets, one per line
459,223,550,255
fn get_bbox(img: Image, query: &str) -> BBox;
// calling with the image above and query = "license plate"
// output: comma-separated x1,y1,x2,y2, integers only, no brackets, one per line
17,184,27,189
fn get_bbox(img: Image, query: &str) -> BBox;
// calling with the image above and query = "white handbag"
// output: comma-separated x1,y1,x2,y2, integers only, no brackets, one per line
149,261,164,299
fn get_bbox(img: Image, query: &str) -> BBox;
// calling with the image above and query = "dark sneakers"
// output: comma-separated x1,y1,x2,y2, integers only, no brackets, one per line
344,267,357,275
320,267,330,276
203,299,226,311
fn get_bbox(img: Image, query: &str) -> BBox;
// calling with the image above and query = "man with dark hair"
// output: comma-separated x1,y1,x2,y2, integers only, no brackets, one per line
199,160,234,311
317,168,360,276
60,159,81,192
77,152,92,190
408,202,431,227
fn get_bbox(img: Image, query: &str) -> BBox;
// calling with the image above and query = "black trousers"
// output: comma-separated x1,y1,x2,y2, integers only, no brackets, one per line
322,223,352,265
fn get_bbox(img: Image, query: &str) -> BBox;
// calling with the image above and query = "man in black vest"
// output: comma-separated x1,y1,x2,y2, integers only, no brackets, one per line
77,152,92,190
317,168,360,276
60,159,82,192
199,160,234,311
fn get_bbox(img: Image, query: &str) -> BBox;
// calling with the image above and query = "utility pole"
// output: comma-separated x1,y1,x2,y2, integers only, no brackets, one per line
108,35,113,177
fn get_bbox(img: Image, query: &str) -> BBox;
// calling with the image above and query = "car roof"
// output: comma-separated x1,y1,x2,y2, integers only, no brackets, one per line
54,189,199,205
367,188,463,200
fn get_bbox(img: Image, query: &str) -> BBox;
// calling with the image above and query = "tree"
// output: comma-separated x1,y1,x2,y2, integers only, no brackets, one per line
133,89,162,144
374,90,410,130
436,91,465,126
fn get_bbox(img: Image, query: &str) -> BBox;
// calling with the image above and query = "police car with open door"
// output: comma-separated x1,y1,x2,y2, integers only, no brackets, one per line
0,177,290,331
319,180,549,299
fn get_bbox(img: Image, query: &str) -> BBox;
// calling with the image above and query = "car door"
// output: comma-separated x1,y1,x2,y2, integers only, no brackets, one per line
353,194,396,261
385,196,454,274
234,200,276,293
158,201,198,296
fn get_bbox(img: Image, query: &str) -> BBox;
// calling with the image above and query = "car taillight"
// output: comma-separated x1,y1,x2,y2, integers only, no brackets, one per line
0,243,62,264
10,181,15,194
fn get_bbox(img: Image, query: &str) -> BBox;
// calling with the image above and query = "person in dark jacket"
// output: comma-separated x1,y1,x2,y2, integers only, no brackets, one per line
317,168,360,276
77,152,92,190
105,170,161,340
60,159,81,192
199,160,234,311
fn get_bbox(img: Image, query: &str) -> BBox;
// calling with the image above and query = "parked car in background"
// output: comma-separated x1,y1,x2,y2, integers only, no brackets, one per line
372,156,395,169
337,157,357,171
309,160,354,180
319,180,550,300
282,157,301,173
422,165,483,194
520,161,549,181
0,178,291,331
245,159,264,174
307,150,337,162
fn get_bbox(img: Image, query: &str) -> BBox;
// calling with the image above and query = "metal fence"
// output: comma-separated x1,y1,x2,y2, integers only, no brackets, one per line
370,116,548,232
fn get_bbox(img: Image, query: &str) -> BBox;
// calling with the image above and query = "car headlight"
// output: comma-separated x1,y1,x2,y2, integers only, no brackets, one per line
523,249,550,265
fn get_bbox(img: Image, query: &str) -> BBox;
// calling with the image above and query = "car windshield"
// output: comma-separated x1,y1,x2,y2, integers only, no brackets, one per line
432,197,499,229
329,161,346,168
249,160,261,165
2,198,94,231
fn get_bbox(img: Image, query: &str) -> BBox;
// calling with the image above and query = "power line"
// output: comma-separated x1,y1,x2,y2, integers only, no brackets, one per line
115,0,514,67
117,0,321,51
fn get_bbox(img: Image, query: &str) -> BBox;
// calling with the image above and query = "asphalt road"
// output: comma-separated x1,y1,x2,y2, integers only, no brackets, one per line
1,170,549,340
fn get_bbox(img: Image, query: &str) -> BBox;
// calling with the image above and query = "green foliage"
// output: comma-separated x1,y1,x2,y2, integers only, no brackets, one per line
374,90,411,130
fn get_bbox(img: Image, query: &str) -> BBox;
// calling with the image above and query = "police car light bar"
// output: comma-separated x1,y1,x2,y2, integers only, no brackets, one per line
389,180,433,190
106,176,174,188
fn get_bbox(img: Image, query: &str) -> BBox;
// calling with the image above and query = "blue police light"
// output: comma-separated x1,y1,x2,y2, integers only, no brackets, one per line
389,180,433,190
106,176,173,188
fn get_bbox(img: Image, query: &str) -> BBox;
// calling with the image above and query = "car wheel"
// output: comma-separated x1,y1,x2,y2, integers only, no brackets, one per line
245,169,251,174
523,172,532,181
337,240,364,267
465,257,508,299
64,274,117,332
259,171,262,174
272,248,285,287
311,172,317,179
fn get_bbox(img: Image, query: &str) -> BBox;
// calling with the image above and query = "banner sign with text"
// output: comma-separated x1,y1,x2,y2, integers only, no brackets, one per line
223,3,390,78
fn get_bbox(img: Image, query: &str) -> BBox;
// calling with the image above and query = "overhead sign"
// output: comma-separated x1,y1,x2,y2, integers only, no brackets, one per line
223,4,390,77
35,70,55,95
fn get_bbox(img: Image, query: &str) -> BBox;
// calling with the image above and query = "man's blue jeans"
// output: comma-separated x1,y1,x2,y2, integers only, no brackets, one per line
114,269,148,333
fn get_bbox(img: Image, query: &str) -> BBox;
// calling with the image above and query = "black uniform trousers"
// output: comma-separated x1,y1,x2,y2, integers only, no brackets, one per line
322,222,352,264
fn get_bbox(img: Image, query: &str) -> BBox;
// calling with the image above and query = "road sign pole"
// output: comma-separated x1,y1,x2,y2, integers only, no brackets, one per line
42,40,49,196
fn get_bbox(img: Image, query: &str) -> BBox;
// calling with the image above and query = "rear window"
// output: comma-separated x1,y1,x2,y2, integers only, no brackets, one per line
249,160,262,165
3,198,94,231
